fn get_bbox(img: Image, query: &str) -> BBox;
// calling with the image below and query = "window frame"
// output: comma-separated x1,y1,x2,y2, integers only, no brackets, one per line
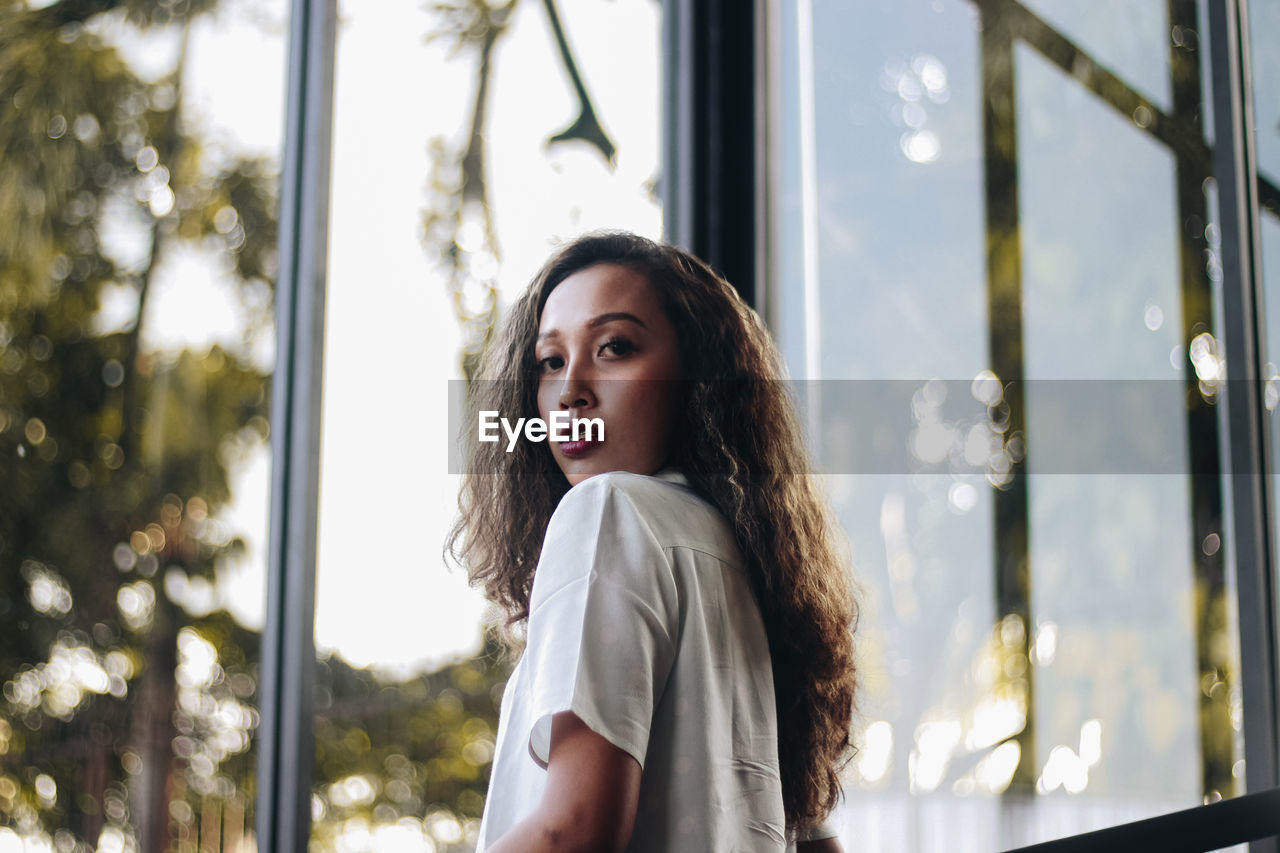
254,0,336,849
255,0,1280,848
1212,0,1280,811
665,0,1280,848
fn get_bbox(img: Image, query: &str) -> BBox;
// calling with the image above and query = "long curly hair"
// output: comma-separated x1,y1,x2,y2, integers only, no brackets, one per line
448,231,857,836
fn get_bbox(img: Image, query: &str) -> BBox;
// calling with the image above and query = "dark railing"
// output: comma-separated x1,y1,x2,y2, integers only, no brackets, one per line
1008,786,1280,852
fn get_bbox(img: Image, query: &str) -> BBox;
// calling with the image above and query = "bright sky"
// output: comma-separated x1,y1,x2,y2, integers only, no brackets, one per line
120,0,661,678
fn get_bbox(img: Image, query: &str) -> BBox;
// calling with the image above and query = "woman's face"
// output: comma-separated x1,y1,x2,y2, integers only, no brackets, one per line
535,262,682,487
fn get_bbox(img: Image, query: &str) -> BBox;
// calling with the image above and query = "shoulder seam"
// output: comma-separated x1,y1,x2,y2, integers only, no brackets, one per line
662,543,743,569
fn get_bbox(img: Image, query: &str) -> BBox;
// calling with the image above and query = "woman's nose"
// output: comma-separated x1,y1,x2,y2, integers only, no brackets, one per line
557,366,597,410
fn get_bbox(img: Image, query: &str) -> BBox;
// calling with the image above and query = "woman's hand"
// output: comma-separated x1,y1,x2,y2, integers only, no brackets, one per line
485,711,642,853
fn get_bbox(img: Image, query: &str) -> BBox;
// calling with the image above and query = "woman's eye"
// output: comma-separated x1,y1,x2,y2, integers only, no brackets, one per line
537,355,563,373
599,337,634,357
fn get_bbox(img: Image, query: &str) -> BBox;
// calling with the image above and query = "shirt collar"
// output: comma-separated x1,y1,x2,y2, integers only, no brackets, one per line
653,467,688,487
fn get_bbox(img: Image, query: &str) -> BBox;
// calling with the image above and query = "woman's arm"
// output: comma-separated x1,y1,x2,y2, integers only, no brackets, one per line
798,838,845,853
485,711,642,853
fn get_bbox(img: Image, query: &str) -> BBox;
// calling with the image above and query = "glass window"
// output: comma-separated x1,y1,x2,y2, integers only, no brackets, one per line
1015,38,1205,811
1250,0,1280,184
311,0,661,847
1016,0,1172,110
772,0,1246,848
1253,0,1280,633
0,0,285,849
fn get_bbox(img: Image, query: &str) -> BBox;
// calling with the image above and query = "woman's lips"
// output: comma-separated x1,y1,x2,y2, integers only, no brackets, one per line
558,439,600,459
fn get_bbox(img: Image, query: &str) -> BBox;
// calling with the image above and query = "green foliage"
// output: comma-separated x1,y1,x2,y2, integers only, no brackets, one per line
311,635,510,847
1,0,523,849
0,3,139,314
0,0,276,846
420,0,616,381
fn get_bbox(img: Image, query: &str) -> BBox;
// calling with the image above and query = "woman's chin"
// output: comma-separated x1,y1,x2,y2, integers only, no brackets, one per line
557,456,667,487
560,463,606,487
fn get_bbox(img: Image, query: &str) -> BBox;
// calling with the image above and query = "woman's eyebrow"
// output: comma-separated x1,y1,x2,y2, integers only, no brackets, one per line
536,312,648,341
587,311,647,329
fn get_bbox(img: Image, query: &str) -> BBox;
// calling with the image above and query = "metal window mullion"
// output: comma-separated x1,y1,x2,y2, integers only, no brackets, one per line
752,0,772,319
255,0,337,851
975,3,1037,819
759,0,783,333
661,0,759,307
1168,0,1235,801
1208,0,1280,841
661,0,694,259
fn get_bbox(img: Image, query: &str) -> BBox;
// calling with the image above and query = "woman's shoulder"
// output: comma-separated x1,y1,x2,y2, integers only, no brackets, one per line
555,468,692,511
551,469,740,562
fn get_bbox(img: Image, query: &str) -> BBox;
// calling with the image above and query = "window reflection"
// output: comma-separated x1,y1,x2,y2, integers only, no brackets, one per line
776,0,1244,848
1017,0,1172,111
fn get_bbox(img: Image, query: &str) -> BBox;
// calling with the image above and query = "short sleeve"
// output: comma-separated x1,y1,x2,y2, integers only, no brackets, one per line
799,818,839,842
521,474,680,769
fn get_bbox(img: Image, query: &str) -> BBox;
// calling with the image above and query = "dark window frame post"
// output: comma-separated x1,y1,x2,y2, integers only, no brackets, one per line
1208,2,1280,842
662,0,765,308
255,0,337,849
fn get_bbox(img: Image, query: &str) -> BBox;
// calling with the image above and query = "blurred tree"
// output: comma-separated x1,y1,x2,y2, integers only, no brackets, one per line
2,0,623,848
421,0,618,381
0,0,275,848
308,634,508,850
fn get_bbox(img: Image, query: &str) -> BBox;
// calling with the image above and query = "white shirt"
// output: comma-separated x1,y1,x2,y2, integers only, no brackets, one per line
476,468,796,852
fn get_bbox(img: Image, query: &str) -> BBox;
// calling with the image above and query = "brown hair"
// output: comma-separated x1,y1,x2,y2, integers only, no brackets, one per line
448,231,856,836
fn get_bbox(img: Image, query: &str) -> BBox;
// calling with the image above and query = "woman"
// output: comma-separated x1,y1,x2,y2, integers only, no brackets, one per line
450,232,857,851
